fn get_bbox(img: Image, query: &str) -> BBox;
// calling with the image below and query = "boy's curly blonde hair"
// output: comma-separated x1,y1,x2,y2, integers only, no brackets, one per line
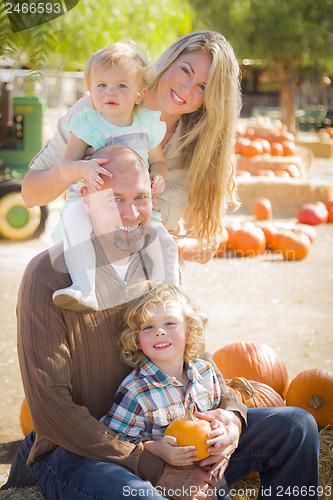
118,281,207,367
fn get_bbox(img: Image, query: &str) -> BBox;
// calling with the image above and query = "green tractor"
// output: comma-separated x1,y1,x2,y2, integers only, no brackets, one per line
0,83,48,240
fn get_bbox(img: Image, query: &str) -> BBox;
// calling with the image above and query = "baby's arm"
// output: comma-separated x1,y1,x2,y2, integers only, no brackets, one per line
60,134,112,190
148,144,168,195
144,436,198,467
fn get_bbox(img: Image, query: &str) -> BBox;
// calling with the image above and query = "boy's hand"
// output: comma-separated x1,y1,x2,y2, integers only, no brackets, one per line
144,435,199,466
150,174,165,195
79,159,113,190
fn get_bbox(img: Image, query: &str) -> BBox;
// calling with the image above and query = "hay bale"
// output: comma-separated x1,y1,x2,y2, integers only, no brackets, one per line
1,430,331,500
298,138,333,159
236,149,310,177
233,177,333,218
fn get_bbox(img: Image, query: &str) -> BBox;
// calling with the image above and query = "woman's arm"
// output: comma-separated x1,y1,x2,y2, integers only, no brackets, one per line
22,95,92,207
21,167,72,207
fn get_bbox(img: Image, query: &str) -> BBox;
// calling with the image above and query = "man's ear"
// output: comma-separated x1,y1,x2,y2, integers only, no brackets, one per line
80,186,92,214
136,88,148,105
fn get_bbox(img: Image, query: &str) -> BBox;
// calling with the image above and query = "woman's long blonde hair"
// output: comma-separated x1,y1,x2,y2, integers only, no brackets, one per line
149,31,242,244
118,282,206,368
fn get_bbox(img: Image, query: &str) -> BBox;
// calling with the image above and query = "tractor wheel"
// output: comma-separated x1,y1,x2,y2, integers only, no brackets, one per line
0,181,48,240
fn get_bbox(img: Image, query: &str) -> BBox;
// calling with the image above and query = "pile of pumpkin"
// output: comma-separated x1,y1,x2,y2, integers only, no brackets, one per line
235,116,297,159
215,198,332,261
211,341,333,480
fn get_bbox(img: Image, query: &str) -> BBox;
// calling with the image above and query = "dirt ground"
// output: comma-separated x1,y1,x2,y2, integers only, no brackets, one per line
0,122,332,486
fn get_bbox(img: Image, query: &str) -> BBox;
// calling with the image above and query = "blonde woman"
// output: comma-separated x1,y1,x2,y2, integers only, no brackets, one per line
22,31,241,264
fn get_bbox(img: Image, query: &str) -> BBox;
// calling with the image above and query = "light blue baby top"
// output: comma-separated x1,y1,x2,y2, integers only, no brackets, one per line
67,107,166,168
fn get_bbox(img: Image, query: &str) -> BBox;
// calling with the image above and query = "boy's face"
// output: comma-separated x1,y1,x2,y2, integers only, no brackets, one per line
137,301,187,369
90,65,147,126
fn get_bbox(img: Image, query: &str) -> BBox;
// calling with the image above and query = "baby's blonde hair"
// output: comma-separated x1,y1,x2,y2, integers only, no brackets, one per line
118,281,206,367
149,31,242,244
84,41,149,97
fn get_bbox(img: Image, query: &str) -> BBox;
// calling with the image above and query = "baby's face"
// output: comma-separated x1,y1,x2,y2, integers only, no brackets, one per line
90,65,146,126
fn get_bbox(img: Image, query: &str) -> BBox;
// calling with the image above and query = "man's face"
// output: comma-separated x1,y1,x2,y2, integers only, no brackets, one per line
83,149,152,256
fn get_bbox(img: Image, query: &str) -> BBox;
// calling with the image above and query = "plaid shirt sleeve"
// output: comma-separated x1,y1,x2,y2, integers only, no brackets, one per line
103,385,147,444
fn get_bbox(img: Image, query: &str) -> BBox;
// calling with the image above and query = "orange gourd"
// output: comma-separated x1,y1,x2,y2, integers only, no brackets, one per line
286,369,333,428
253,198,272,221
213,341,289,399
279,231,311,261
227,377,285,408
164,405,212,460
232,223,266,257
20,397,33,436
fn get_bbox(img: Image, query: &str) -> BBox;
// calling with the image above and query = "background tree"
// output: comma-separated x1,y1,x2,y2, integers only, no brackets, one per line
190,0,333,132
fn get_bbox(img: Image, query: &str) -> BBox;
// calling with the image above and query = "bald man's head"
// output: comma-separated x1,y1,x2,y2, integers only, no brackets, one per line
81,145,153,256
89,145,149,191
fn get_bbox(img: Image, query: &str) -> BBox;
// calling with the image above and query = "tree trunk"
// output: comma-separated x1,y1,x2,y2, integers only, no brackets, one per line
280,67,296,134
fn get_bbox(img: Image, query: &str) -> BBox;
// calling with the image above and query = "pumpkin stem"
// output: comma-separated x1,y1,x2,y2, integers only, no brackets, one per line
227,377,257,400
307,395,326,410
185,403,199,422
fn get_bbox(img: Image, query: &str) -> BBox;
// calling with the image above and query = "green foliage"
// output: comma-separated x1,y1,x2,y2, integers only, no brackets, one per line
190,0,333,73
1,0,193,90
54,0,192,71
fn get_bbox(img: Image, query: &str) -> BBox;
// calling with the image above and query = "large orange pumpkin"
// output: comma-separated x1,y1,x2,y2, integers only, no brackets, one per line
20,397,33,436
232,223,266,257
286,369,333,428
213,341,289,398
227,377,285,408
164,405,212,460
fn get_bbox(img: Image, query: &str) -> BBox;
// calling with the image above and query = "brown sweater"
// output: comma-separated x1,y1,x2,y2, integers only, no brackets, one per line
17,239,247,485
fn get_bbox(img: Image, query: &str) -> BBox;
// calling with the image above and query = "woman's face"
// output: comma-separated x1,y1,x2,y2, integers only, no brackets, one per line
155,51,212,119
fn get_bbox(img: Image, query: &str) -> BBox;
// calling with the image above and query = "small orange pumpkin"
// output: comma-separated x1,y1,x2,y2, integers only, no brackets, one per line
164,405,212,460
253,198,273,221
286,369,333,428
20,397,33,437
279,231,311,261
213,341,289,398
227,377,285,408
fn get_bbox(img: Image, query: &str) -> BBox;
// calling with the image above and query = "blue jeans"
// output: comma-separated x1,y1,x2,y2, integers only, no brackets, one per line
1,407,319,500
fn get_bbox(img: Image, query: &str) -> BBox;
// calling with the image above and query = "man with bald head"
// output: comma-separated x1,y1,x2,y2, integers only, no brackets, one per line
52,144,178,312
3,144,248,500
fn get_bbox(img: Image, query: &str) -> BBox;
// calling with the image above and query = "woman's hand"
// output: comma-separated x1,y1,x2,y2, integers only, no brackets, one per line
173,236,219,265
195,409,242,479
144,435,199,466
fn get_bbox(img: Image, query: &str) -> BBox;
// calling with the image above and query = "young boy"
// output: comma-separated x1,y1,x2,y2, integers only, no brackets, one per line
102,282,231,497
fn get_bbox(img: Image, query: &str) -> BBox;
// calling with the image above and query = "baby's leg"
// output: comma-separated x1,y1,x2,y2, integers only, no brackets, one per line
146,219,179,285
52,199,98,313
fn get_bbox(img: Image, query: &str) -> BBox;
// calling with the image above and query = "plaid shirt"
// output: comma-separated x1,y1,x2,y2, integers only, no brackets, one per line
103,357,221,444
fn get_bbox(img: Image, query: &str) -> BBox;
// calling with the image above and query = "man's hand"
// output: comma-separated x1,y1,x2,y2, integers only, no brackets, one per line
195,409,242,479
156,464,218,500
